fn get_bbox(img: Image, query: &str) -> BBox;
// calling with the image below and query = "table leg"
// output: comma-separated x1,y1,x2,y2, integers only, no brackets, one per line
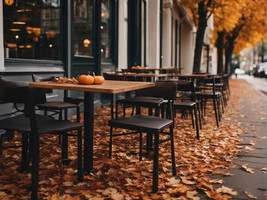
84,92,95,172
111,94,116,119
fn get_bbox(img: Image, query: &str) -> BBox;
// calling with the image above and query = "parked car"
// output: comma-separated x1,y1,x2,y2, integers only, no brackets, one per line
253,62,267,77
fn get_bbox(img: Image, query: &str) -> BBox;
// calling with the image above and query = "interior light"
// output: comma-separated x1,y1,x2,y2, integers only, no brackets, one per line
12,21,26,25
46,30,56,38
100,26,104,30
6,43,17,48
26,27,41,36
83,39,91,47
101,11,105,18
15,35,19,39
49,44,53,48
16,9,32,13
10,28,21,32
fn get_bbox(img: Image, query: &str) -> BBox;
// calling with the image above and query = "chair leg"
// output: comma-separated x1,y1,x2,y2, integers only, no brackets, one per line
109,126,113,158
61,135,70,165
115,101,119,119
76,106,80,122
152,131,159,193
64,108,68,120
194,106,200,140
190,109,195,128
0,133,3,156
146,132,153,152
197,103,202,129
212,97,219,127
77,128,83,182
21,133,29,171
170,126,176,176
31,130,40,200
58,111,63,144
217,97,222,122
139,132,143,161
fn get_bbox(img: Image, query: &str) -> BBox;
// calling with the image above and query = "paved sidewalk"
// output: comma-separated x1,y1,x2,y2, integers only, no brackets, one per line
218,76,267,200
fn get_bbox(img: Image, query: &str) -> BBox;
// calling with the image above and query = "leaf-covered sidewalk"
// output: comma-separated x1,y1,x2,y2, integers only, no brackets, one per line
0,78,265,200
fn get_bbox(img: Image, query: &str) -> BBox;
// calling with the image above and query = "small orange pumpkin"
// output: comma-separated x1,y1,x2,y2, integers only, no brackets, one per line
78,74,94,85
94,76,105,84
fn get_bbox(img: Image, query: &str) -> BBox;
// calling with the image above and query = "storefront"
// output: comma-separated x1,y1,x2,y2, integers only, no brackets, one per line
1,0,118,78
0,0,212,115
0,0,119,113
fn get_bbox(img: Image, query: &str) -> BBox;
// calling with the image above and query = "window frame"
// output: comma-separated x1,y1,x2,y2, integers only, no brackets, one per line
3,0,65,68
72,0,118,69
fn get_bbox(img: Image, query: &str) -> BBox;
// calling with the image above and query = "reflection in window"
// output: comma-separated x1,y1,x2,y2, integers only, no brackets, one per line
73,0,93,57
101,0,112,60
3,0,61,60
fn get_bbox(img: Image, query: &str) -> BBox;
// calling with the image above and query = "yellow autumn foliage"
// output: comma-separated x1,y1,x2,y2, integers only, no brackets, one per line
233,0,267,54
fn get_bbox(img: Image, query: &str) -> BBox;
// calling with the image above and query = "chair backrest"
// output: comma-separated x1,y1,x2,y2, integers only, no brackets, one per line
136,81,177,100
158,80,196,101
32,74,55,82
196,76,216,94
0,77,29,103
0,77,46,116
32,74,54,95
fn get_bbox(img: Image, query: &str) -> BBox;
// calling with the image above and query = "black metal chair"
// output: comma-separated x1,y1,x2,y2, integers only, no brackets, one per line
32,74,83,163
32,74,82,122
108,82,177,193
196,76,223,127
0,77,83,200
173,81,201,139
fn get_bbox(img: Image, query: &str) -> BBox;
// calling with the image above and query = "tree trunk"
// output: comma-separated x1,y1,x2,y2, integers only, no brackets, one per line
192,1,208,73
224,39,234,74
224,24,243,74
216,31,224,74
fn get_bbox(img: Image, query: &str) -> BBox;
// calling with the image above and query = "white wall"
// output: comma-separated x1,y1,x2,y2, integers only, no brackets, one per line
162,6,172,67
117,0,128,70
147,0,160,68
181,22,195,73
0,0,4,71
207,15,217,74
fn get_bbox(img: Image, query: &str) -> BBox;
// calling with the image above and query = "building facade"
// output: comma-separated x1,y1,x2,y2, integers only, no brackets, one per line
0,0,216,114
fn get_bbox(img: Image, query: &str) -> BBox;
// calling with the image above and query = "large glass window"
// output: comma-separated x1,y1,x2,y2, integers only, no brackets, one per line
73,0,93,57
3,0,62,60
101,0,112,60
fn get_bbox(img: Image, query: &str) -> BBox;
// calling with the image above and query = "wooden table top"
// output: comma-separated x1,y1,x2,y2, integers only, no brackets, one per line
130,67,176,71
176,74,209,78
105,72,169,77
29,80,155,94
124,73,168,77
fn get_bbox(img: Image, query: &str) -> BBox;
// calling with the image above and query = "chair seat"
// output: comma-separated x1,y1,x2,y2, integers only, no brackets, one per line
37,101,78,110
109,114,173,132
117,96,165,107
174,101,196,108
196,91,222,98
64,97,84,105
0,114,82,134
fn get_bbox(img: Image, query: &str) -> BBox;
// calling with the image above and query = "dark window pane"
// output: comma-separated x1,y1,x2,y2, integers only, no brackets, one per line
101,0,112,60
73,0,93,57
3,0,62,60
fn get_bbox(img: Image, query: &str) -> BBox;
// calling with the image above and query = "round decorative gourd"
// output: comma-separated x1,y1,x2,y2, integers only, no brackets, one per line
78,74,94,85
94,76,105,84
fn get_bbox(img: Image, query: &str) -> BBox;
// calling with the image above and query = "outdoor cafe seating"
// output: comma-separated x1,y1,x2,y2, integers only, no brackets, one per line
109,81,177,193
0,77,83,200
32,74,83,164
